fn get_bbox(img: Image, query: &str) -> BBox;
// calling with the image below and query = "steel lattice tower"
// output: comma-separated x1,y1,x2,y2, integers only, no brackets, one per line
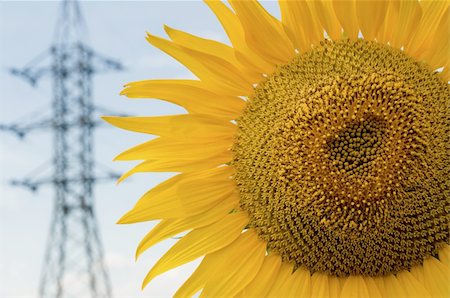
1,0,122,297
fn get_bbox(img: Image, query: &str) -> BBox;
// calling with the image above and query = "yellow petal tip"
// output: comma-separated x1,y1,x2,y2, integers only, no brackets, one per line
101,116,116,125
116,212,133,224
119,88,128,96
163,24,173,34
116,217,126,224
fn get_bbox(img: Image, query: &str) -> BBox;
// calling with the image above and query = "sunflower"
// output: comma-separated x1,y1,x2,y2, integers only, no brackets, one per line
105,1,450,297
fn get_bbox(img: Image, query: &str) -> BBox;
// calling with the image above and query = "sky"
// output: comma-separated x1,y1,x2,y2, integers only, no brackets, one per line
0,1,280,297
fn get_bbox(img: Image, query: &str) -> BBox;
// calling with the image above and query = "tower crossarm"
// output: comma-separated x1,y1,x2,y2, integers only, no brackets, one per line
10,172,121,193
0,118,53,138
86,46,123,73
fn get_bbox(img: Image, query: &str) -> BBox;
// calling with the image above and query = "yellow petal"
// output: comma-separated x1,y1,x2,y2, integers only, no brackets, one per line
281,267,311,298
121,79,245,119
114,136,232,161
164,25,262,83
163,24,234,65
396,270,431,298
376,1,400,44
174,46,254,96
102,114,235,138
389,0,422,49
311,0,342,40
310,272,344,298
328,275,341,298
229,0,295,65
239,254,282,298
429,39,449,70
141,212,248,288
118,167,235,222
279,0,324,51
135,193,238,259
405,1,448,57
340,275,370,298
200,230,266,297
438,244,450,267
441,64,450,82
266,262,294,296
418,7,449,69
134,165,234,208
174,253,217,298
204,0,274,74
422,256,450,297
410,265,425,285
163,24,260,84
332,0,359,41
117,151,231,181
372,276,386,297
384,275,407,298
356,1,387,41
174,230,261,297
363,277,382,298
146,33,252,96
312,272,330,298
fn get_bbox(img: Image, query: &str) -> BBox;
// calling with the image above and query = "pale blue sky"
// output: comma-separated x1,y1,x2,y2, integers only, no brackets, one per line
0,1,279,297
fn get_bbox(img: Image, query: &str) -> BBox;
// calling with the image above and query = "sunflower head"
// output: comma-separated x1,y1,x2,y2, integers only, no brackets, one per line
106,1,450,297
234,38,449,277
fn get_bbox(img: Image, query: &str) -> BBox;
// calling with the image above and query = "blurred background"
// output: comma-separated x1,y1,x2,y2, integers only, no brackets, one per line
0,1,278,297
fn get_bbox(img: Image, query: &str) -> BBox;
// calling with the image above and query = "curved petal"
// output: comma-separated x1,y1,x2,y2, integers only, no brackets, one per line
356,1,387,41
173,253,216,298
312,272,331,298
141,212,248,288
405,1,448,57
279,0,324,51
442,64,450,82
238,254,282,297
328,276,342,298
376,1,400,44
311,272,341,298
204,0,274,74
121,80,245,119
117,167,236,222
332,0,359,41
286,267,311,298
164,25,262,83
372,276,386,297
229,0,295,65
114,136,232,161
135,192,239,259
438,244,450,267
422,256,450,297
384,275,407,298
174,231,262,297
102,114,235,138
200,230,266,297
396,270,431,298
116,151,231,181
146,33,253,96
389,0,422,49
418,7,449,69
363,277,382,298
266,262,294,296
340,275,370,298
310,0,342,40
410,265,425,287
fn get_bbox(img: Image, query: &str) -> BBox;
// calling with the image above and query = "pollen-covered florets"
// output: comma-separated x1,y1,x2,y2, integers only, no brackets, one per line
233,39,450,276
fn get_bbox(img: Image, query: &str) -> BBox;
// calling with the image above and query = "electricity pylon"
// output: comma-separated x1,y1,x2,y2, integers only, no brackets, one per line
1,0,122,297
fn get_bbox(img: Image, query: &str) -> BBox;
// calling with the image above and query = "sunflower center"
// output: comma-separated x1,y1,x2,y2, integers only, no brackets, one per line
232,40,449,277
325,117,387,176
